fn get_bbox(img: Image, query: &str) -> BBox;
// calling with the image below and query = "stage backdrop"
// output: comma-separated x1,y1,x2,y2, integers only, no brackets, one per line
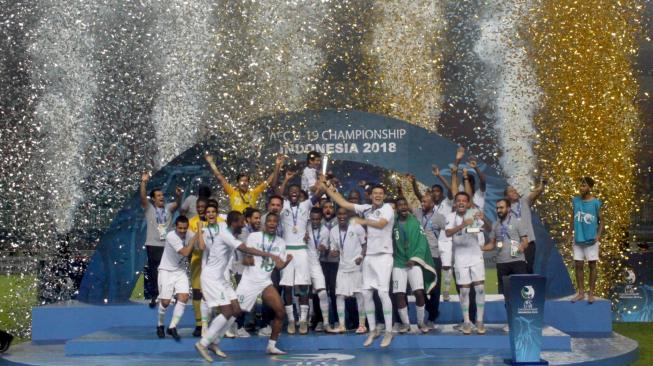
78,110,574,303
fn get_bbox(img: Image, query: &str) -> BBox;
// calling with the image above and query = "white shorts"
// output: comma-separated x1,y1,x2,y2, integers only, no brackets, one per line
573,242,599,261
454,261,485,286
336,270,363,297
362,253,393,292
439,239,453,267
157,269,189,300
392,266,424,293
280,248,311,286
236,277,273,312
201,275,236,308
309,256,326,290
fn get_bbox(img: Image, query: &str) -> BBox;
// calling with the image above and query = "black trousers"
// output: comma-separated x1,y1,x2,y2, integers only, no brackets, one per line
497,261,528,294
144,246,164,300
425,256,443,322
524,241,537,274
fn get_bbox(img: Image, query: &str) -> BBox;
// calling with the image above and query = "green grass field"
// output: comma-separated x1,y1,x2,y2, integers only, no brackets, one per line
0,274,38,343
613,323,653,366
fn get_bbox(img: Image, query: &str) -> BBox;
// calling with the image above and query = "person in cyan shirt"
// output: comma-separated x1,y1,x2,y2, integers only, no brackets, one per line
571,176,603,304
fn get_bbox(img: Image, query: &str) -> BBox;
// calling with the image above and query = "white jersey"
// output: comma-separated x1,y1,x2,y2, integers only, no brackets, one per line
159,230,195,272
445,212,483,268
201,222,242,282
354,203,394,255
434,198,453,216
280,200,312,245
301,166,318,196
306,225,330,260
330,223,366,272
473,190,485,210
242,232,287,284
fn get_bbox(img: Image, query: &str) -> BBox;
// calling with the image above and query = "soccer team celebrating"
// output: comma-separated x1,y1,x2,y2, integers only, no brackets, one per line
140,147,603,361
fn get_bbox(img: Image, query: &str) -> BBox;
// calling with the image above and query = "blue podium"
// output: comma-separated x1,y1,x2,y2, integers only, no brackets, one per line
503,274,548,365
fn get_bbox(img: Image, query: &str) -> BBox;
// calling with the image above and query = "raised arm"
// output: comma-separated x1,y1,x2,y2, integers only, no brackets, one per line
140,172,150,209
205,154,230,193
354,216,389,230
170,186,183,213
454,146,465,166
266,154,285,186
322,182,356,211
276,170,296,196
463,168,473,198
407,174,423,202
451,165,460,195
432,165,453,200
468,158,486,192
527,177,546,204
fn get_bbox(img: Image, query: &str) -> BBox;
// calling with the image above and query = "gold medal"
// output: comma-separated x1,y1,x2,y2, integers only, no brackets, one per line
293,226,298,234
497,241,503,249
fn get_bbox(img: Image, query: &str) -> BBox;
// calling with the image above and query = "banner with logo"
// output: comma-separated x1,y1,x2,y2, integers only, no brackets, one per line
504,274,547,364
78,110,574,303
613,250,653,322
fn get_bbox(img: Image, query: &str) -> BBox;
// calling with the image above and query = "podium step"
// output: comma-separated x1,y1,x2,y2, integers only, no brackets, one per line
64,324,571,356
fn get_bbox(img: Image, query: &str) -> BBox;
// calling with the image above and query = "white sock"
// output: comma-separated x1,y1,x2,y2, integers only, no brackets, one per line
378,290,393,331
443,269,452,293
158,303,167,326
362,290,376,331
416,305,425,326
318,290,330,325
336,295,346,327
200,300,209,329
474,284,486,323
398,306,410,325
200,314,228,347
215,317,236,343
300,304,309,322
169,301,185,328
355,292,366,327
285,305,295,323
459,287,471,323
268,339,277,349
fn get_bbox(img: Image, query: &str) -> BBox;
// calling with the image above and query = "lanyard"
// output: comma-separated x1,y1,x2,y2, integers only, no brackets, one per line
511,201,522,218
206,224,218,245
421,208,435,230
312,227,321,248
290,204,299,227
262,233,276,253
239,190,251,207
500,216,512,242
155,206,167,224
339,226,348,250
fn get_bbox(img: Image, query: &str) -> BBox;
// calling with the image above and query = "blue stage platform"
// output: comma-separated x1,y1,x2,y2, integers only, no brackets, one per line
31,295,612,342
19,295,636,366
3,334,639,366
63,325,571,356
